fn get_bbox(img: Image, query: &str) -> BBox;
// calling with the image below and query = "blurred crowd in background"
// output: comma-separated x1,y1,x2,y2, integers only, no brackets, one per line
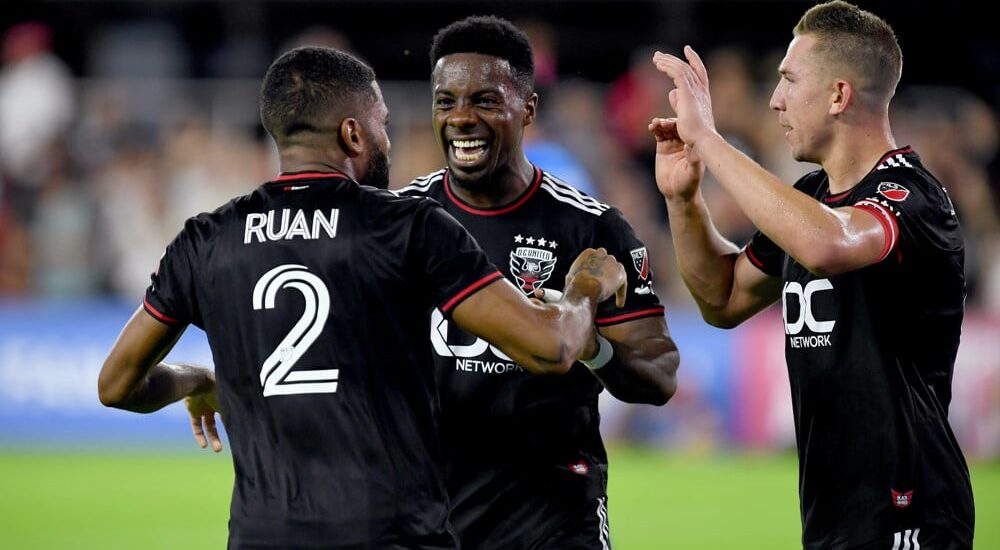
3,3,999,306
1,1,998,456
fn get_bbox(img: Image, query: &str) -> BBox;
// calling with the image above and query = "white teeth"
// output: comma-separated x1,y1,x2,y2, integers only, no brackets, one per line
451,139,487,148
454,149,485,162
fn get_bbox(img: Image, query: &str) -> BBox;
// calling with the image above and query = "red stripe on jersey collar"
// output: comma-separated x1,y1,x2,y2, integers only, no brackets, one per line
823,189,851,203
867,145,914,175
443,166,542,216
273,170,350,183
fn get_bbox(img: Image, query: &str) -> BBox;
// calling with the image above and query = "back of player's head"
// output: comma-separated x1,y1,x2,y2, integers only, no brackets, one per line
430,16,534,95
260,47,377,143
794,1,902,104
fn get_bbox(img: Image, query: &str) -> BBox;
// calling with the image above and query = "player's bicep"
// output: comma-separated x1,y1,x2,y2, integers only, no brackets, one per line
833,204,898,270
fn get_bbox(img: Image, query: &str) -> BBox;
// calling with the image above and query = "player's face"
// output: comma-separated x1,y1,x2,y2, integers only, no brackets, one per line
431,53,536,186
359,81,391,189
769,35,835,163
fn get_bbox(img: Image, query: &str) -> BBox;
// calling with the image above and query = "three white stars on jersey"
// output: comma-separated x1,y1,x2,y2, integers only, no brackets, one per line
514,234,558,249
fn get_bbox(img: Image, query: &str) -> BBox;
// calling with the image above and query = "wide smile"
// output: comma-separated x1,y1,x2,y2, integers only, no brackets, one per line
448,138,490,167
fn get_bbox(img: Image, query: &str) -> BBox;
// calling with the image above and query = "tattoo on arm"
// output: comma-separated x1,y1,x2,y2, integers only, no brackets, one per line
573,255,604,278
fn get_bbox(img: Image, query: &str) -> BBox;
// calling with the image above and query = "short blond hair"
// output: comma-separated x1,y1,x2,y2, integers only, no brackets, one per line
795,1,903,102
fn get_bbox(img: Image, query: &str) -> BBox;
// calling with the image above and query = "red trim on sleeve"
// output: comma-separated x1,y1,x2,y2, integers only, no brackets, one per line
440,271,504,313
444,167,541,216
143,296,181,325
744,245,766,270
595,306,665,326
853,201,899,262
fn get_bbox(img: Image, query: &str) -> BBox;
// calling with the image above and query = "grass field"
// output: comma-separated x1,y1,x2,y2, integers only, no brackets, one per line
1,447,996,549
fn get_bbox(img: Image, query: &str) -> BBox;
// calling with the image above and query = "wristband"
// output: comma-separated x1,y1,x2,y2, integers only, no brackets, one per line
581,334,614,371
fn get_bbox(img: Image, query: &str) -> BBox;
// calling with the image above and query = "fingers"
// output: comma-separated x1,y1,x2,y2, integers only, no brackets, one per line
648,117,676,142
191,414,208,449
684,45,709,87
204,414,223,453
614,263,627,308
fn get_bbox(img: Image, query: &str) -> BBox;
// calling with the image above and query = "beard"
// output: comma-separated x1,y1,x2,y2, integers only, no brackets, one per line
359,142,390,189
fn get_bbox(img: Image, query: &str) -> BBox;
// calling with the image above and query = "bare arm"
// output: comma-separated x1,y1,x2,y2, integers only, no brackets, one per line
652,47,888,277
662,172,782,327
452,248,626,376
695,133,887,276
589,316,679,405
98,307,215,413
650,114,781,328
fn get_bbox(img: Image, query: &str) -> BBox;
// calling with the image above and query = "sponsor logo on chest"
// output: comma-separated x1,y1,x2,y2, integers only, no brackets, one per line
783,278,836,349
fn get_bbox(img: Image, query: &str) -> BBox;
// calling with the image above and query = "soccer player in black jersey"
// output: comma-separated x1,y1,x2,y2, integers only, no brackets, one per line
97,46,630,549
650,1,974,548
398,17,680,550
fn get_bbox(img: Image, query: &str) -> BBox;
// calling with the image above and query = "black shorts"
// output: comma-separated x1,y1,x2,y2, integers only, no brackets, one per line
531,496,612,550
854,525,971,550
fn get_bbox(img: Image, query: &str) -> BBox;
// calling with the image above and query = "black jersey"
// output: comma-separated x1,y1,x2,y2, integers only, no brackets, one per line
143,171,501,549
745,148,974,549
400,166,664,549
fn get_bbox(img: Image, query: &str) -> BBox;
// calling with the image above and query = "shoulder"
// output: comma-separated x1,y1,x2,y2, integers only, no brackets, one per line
357,184,441,218
860,149,951,208
177,191,256,242
397,169,446,196
537,169,610,217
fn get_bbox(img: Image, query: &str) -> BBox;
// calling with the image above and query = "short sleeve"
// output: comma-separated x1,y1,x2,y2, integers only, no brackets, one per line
144,224,200,326
592,208,666,327
850,177,957,263
743,230,784,277
408,203,502,317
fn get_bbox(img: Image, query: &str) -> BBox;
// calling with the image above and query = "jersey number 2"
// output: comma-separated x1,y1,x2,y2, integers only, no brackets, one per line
252,264,338,396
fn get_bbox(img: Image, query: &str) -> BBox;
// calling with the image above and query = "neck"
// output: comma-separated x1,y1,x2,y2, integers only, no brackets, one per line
449,154,535,208
278,147,355,181
821,115,896,194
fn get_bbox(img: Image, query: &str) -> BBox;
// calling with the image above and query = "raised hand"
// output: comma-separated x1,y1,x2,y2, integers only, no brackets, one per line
652,46,717,148
649,117,705,201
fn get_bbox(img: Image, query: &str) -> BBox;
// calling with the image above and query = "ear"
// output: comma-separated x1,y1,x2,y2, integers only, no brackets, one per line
523,92,539,126
829,80,852,116
339,118,364,157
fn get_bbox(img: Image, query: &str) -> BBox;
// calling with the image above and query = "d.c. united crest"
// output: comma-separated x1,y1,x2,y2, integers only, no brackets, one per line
509,246,557,294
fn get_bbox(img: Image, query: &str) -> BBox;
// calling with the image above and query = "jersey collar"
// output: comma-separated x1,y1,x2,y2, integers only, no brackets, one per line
270,170,351,184
823,145,915,203
866,145,914,176
443,165,542,216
